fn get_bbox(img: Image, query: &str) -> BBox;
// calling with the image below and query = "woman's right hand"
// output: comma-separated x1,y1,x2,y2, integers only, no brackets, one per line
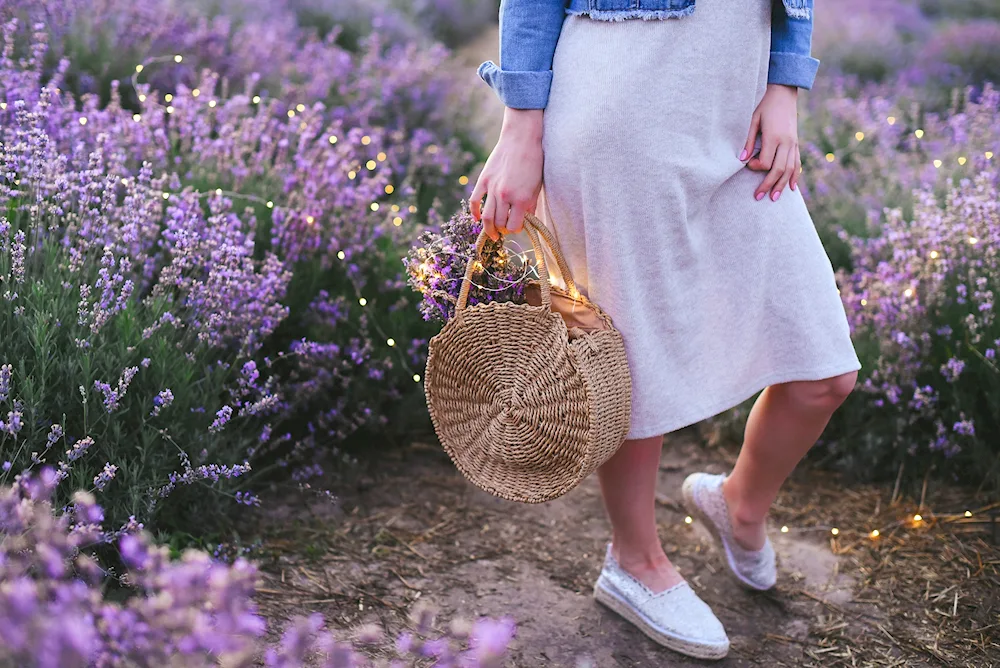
470,108,544,241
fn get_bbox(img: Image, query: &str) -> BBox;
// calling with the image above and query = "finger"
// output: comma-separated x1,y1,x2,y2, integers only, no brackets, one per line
747,133,777,174
751,138,780,199
790,149,802,191
506,202,527,234
481,190,499,241
757,142,789,200
470,176,487,221
741,112,761,162
770,145,796,199
494,197,512,236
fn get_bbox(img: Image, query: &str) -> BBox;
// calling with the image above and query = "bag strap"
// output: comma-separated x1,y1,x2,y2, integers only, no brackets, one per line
455,213,578,313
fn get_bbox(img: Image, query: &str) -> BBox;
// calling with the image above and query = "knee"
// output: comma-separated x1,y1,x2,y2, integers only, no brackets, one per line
782,370,858,412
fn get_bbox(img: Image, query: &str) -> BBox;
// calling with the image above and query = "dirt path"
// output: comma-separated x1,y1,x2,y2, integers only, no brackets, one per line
253,427,879,667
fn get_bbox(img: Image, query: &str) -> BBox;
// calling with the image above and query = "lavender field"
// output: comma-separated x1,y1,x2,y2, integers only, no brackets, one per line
0,0,998,665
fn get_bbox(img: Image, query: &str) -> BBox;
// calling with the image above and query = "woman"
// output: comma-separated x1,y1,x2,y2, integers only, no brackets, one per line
469,0,861,660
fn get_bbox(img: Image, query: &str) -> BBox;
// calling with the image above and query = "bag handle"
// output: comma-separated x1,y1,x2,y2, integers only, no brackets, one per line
456,213,579,313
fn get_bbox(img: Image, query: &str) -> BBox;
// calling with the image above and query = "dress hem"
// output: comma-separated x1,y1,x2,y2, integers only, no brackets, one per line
624,359,863,441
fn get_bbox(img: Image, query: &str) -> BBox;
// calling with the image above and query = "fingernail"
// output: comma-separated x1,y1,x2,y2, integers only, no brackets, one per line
755,192,765,201
739,149,748,161
772,190,781,201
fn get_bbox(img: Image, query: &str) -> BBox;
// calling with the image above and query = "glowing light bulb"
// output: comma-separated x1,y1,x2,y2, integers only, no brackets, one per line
825,153,835,162
133,114,141,122
287,110,295,118
427,145,439,154
208,100,216,108
933,159,942,168
329,135,337,144
192,89,200,97
958,156,967,165
337,250,346,260
970,236,979,244
358,297,367,306
370,202,379,211
987,151,994,160
861,299,868,306
930,250,939,259
904,288,913,297
138,94,146,102
393,217,403,226
413,374,421,382
391,204,400,212
386,338,395,347
165,94,173,102
965,510,972,517
162,192,170,200
886,116,896,125
135,64,144,73
166,106,174,114
870,529,880,539
376,151,387,161
361,135,371,145
459,175,469,185
306,215,315,224
296,103,305,113
79,117,87,125
915,129,924,138
348,171,357,180
684,516,693,525
174,54,183,63
408,205,418,213
855,131,865,141
253,95,261,104
215,188,223,196
385,185,394,194
780,526,789,533
913,514,922,522
831,527,840,536
366,160,376,170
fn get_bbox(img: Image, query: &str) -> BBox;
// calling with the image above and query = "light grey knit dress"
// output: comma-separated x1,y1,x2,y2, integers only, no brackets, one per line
537,0,862,440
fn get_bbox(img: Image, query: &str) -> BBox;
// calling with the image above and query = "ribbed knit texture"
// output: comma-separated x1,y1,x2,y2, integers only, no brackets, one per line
537,0,861,439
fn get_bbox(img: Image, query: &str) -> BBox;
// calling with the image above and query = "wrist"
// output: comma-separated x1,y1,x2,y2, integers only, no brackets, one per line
766,83,799,97
501,107,544,141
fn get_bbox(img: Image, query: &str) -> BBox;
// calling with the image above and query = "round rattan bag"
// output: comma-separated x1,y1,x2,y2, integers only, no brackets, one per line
424,213,632,503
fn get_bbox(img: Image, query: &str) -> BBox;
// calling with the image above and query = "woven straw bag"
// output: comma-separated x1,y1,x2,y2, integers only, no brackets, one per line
424,213,632,503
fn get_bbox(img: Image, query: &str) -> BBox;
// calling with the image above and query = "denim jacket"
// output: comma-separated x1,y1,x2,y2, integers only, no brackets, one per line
478,0,819,109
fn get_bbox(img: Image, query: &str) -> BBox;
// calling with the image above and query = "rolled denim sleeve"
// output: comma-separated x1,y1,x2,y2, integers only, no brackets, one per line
478,0,568,109
768,0,821,90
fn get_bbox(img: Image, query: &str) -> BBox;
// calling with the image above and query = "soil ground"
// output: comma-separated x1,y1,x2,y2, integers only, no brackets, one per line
248,424,1000,667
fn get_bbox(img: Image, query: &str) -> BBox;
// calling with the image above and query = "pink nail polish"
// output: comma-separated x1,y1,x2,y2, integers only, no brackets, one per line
772,190,781,201
755,192,764,201
739,149,748,161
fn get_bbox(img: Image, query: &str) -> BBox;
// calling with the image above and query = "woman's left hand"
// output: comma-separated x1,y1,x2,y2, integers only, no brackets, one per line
740,83,801,201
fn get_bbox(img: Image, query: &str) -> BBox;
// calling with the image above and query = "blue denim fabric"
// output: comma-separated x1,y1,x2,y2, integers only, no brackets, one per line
477,0,819,109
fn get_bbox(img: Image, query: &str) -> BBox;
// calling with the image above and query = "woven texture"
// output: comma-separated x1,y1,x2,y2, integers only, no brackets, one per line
424,214,632,504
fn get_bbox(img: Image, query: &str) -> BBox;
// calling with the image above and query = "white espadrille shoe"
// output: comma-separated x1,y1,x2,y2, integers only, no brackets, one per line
681,472,777,591
592,543,730,660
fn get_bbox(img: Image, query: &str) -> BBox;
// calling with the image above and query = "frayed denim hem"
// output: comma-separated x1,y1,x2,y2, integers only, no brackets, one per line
782,5,811,20
566,5,696,21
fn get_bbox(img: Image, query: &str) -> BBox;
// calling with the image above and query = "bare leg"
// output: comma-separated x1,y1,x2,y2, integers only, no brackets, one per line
597,434,683,593
722,371,858,550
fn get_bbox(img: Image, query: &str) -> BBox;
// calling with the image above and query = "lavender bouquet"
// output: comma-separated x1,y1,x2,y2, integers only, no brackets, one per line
405,202,530,324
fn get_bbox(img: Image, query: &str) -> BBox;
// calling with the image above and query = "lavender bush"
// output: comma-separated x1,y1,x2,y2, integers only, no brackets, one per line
798,81,1000,270
0,469,515,667
0,93,284,539
828,172,1000,485
0,5,484,561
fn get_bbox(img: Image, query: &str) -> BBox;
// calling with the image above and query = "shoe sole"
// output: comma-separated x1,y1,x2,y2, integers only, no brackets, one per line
681,475,775,592
593,580,729,660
